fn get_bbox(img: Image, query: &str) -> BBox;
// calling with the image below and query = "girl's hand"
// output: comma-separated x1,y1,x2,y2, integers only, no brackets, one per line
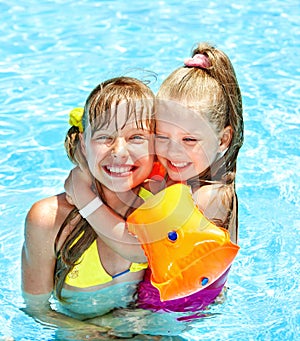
64,166,94,207
65,193,74,205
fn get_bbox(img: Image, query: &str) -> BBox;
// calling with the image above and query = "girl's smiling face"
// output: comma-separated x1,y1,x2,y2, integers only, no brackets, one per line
155,100,231,182
81,104,154,193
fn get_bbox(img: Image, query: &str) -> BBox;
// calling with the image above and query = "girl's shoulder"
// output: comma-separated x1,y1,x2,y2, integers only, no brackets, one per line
25,193,73,235
192,183,232,223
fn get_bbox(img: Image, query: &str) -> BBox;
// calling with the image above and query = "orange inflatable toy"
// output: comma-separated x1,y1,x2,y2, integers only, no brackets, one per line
148,161,166,180
127,184,240,301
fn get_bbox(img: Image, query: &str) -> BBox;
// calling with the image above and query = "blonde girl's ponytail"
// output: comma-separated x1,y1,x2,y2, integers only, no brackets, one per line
192,43,244,174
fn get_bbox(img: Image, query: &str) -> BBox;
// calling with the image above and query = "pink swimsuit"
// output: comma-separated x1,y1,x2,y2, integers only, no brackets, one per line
136,267,230,313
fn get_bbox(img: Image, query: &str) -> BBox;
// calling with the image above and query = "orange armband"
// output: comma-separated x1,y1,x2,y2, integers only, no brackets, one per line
127,183,239,301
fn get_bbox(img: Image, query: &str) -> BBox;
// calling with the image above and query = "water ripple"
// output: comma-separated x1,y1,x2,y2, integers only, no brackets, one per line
1,0,299,340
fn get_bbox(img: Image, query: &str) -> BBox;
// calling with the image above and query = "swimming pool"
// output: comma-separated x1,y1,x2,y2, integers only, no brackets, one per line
0,0,299,339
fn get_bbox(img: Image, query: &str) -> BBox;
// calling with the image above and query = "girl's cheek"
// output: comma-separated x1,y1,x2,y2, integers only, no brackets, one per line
129,143,153,161
155,142,166,156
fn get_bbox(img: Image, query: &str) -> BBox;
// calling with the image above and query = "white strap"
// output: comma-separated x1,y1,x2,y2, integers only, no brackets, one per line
79,196,103,218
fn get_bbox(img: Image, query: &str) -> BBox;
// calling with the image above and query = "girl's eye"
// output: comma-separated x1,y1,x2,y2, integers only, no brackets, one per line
182,137,198,145
155,134,169,142
130,135,146,144
96,135,114,144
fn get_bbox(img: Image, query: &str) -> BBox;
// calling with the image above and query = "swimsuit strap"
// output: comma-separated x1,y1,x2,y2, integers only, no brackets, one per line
138,187,153,200
112,262,148,279
55,207,79,256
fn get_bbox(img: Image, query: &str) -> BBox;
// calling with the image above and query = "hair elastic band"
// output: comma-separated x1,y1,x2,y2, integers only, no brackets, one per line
184,53,211,68
79,196,103,218
69,107,84,132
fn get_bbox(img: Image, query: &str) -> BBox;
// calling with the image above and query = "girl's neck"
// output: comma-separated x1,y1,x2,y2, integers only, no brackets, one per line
99,184,143,218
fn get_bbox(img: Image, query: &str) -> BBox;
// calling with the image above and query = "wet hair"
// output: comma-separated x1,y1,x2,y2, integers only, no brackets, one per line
65,76,156,168
157,42,243,181
157,42,244,238
55,77,156,300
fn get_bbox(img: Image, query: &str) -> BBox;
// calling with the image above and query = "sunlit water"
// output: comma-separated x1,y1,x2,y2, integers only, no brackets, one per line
0,0,299,340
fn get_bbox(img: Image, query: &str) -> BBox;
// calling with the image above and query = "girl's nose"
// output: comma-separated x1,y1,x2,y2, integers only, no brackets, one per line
111,137,129,160
167,138,184,158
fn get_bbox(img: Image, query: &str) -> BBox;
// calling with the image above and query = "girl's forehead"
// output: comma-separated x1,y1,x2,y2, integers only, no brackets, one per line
156,99,214,132
90,99,154,132
98,118,149,133
157,98,210,117
85,117,151,140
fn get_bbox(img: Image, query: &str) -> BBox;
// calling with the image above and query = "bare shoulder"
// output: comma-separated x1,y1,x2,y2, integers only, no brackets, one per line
22,193,75,294
193,184,223,205
193,184,229,222
25,193,74,236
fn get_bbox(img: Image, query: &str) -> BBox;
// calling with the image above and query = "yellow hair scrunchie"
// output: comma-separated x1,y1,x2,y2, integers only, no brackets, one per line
69,107,84,132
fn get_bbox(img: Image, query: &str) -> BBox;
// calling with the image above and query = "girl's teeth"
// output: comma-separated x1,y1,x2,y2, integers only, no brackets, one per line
107,166,132,173
171,161,188,168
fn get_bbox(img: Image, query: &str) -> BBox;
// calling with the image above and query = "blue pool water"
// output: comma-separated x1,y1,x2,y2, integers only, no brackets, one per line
1,0,299,339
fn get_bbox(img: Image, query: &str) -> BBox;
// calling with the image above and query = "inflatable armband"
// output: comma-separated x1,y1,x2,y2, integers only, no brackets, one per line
127,184,239,301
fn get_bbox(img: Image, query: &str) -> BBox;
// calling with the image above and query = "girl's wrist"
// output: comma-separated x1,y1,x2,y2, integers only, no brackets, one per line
74,181,98,209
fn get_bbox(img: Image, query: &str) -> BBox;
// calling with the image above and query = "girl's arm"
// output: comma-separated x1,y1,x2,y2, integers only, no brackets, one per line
64,167,146,263
22,196,60,296
192,184,237,243
21,196,109,336
22,292,109,338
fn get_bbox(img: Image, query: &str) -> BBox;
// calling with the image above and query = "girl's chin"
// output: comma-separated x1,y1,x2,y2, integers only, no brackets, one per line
168,176,188,183
104,183,132,193
165,166,188,179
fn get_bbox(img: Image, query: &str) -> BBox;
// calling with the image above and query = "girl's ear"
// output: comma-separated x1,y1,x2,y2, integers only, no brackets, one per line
79,133,87,157
219,126,232,152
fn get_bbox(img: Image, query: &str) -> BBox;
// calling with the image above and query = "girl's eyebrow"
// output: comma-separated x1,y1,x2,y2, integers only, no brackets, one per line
93,130,113,134
93,127,152,135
